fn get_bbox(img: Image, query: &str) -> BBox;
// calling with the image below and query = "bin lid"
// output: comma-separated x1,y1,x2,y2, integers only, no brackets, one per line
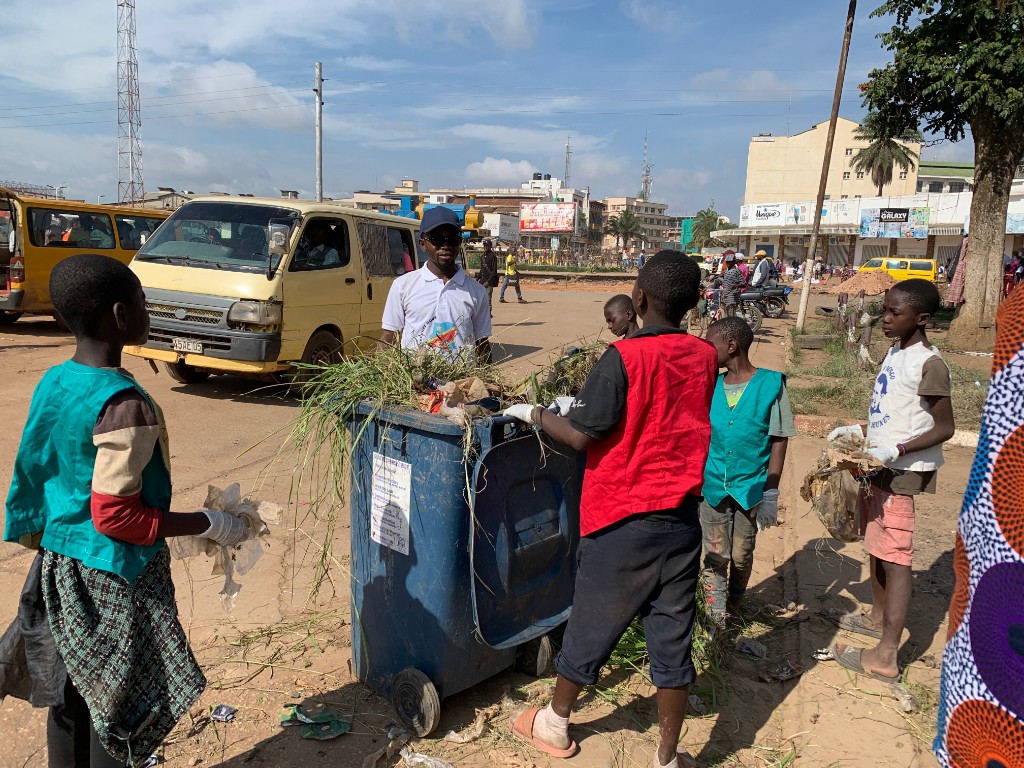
470,427,581,649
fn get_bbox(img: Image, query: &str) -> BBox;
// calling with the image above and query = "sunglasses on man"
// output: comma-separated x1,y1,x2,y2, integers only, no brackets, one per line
423,232,462,247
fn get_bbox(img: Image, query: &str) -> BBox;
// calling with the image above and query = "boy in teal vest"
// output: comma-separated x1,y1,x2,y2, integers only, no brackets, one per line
1,254,248,767
701,316,794,623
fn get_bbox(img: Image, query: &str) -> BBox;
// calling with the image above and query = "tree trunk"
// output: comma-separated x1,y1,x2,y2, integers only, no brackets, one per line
947,112,1024,351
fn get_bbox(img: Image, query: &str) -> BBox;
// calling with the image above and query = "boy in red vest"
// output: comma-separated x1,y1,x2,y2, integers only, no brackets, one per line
504,251,716,768
700,316,794,623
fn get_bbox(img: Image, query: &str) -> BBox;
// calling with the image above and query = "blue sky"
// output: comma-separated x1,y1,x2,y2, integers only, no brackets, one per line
0,0,971,220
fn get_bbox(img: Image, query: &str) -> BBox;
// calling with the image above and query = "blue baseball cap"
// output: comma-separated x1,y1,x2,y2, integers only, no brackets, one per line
420,206,463,235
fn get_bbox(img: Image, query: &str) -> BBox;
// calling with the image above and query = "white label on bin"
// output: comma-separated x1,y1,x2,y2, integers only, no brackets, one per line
370,453,412,555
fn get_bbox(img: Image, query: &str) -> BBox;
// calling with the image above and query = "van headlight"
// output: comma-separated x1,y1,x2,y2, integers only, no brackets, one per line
227,300,282,326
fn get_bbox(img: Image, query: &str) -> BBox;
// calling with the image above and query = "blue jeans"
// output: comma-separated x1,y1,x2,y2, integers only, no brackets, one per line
499,275,522,300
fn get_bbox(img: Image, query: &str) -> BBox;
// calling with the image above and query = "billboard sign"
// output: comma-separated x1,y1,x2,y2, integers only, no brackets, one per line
752,203,785,224
520,202,577,233
860,207,929,238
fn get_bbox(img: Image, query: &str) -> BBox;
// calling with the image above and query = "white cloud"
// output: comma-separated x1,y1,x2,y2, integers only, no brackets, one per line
620,0,680,29
450,124,606,155
465,157,538,186
688,68,790,96
337,56,412,71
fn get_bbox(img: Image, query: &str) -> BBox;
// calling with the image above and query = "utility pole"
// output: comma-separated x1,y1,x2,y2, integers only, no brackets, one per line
314,61,323,203
639,131,653,202
795,0,856,332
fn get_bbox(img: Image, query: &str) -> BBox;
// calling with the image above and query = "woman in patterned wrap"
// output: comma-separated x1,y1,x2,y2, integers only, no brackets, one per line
934,286,1024,767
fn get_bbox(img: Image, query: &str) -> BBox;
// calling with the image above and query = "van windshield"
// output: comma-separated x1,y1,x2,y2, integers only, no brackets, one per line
135,201,300,273
863,259,883,268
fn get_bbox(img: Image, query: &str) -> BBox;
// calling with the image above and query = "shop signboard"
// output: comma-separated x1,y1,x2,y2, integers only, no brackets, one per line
519,202,577,233
752,203,785,224
965,213,1024,235
860,207,929,238
739,205,751,227
786,203,812,226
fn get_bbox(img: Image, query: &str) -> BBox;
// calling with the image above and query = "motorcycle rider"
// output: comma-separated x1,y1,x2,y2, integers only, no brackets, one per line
749,249,772,290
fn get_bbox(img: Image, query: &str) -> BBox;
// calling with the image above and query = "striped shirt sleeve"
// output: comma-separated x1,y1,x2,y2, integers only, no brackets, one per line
91,389,164,546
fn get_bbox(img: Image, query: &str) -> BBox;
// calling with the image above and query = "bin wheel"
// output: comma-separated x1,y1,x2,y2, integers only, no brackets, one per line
516,635,553,677
392,668,441,737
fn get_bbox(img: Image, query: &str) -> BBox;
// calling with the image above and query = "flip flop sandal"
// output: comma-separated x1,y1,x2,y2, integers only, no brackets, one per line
831,611,883,640
830,643,900,684
512,707,578,758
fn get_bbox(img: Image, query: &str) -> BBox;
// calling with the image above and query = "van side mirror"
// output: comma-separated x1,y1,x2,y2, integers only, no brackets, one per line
267,220,292,280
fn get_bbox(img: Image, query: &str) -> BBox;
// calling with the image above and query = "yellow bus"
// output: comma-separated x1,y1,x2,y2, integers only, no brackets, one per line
0,188,169,324
124,195,423,383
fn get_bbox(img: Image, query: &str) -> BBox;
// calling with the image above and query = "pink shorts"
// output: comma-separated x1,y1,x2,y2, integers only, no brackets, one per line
859,485,915,566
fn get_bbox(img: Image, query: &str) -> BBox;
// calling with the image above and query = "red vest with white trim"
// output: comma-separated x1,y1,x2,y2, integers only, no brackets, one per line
579,332,717,536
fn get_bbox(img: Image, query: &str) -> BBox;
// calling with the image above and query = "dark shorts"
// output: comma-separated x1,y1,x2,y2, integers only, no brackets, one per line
555,502,702,689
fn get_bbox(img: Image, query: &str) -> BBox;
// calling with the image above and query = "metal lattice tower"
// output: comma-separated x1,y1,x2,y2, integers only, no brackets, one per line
564,134,572,189
639,131,653,202
117,0,144,205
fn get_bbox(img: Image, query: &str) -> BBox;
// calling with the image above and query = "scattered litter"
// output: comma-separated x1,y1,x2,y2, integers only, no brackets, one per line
362,728,411,768
141,755,162,768
211,704,236,723
893,683,920,713
279,703,336,727
766,602,806,621
487,750,536,768
443,704,499,743
301,718,352,740
735,637,768,659
169,483,280,611
687,694,708,716
759,659,805,683
400,746,454,768
813,647,836,661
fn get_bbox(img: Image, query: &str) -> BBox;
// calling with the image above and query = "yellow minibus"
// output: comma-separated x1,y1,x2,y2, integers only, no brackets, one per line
0,187,169,324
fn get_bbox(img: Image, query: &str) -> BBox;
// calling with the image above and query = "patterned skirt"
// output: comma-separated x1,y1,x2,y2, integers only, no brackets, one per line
42,546,205,765
934,288,1024,766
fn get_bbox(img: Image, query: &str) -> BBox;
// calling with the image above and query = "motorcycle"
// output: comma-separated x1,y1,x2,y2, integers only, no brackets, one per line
739,285,792,319
688,283,763,336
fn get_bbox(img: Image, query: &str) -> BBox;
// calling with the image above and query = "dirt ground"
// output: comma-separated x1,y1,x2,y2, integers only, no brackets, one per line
0,281,972,767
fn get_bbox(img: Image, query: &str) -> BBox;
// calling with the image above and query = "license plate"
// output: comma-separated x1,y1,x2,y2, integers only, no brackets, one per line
172,338,203,354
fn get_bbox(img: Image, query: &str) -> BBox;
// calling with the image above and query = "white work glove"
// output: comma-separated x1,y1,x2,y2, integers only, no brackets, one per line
548,396,575,416
866,443,900,465
827,424,864,442
200,509,249,547
503,403,538,425
755,489,780,532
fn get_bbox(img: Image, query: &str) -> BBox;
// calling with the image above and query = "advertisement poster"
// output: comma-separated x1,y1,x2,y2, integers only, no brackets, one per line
739,206,751,227
860,207,929,238
519,202,577,233
786,203,812,226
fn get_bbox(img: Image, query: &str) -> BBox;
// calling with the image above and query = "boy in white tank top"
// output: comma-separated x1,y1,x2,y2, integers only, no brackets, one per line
826,279,955,682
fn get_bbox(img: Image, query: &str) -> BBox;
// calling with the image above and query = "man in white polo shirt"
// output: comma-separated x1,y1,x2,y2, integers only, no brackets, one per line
379,206,492,361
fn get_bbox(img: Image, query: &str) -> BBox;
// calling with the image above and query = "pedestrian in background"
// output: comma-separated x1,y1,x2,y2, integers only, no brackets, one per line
499,248,527,304
720,253,746,318
476,239,499,314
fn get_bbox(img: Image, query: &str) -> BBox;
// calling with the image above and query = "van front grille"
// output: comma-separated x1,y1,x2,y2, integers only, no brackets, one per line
146,302,223,326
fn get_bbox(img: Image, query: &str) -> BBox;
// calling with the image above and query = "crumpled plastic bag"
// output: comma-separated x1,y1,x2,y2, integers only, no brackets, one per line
416,376,502,426
800,438,881,542
169,483,281,611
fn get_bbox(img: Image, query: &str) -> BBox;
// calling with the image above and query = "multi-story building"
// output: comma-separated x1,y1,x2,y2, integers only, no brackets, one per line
744,117,920,205
916,161,973,194
600,197,679,252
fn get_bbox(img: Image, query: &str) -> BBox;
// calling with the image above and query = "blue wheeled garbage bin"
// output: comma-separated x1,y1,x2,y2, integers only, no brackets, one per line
347,404,581,736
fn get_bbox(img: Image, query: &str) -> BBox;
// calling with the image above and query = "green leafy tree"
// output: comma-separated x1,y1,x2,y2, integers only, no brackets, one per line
862,0,1024,349
606,208,644,251
851,110,921,196
687,206,733,251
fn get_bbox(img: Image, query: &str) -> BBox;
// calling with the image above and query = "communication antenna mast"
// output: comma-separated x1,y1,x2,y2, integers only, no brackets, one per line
117,0,144,205
564,134,572,189
639,131,653,202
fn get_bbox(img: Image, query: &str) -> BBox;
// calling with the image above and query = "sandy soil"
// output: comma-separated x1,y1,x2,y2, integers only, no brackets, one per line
0,285,967,767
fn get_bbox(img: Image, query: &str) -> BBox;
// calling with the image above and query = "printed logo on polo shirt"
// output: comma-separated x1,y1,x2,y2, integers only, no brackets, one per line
427,321,458,352
869,366,894,428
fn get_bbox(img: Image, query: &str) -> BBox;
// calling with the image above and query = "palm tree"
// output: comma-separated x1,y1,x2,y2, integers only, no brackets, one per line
606,208,644,251
851,111,922,196
687,206,730,251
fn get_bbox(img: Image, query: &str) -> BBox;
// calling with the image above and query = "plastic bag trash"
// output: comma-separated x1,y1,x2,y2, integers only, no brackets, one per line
444,704,498,743
759,659,804,683
813,647,836,661
893,684,920,713
800,439,881,543
168,483,280,612
400,746,454,768
687,694,708,716
361,728,411,768
735,637,768,659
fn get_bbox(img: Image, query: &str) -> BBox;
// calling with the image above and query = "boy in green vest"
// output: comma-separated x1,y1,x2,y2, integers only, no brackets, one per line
1,254,248,766
701,316,794,623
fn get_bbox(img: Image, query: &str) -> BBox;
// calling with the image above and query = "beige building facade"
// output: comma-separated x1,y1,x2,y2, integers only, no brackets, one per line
744,117,920,205
601,197,677,251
